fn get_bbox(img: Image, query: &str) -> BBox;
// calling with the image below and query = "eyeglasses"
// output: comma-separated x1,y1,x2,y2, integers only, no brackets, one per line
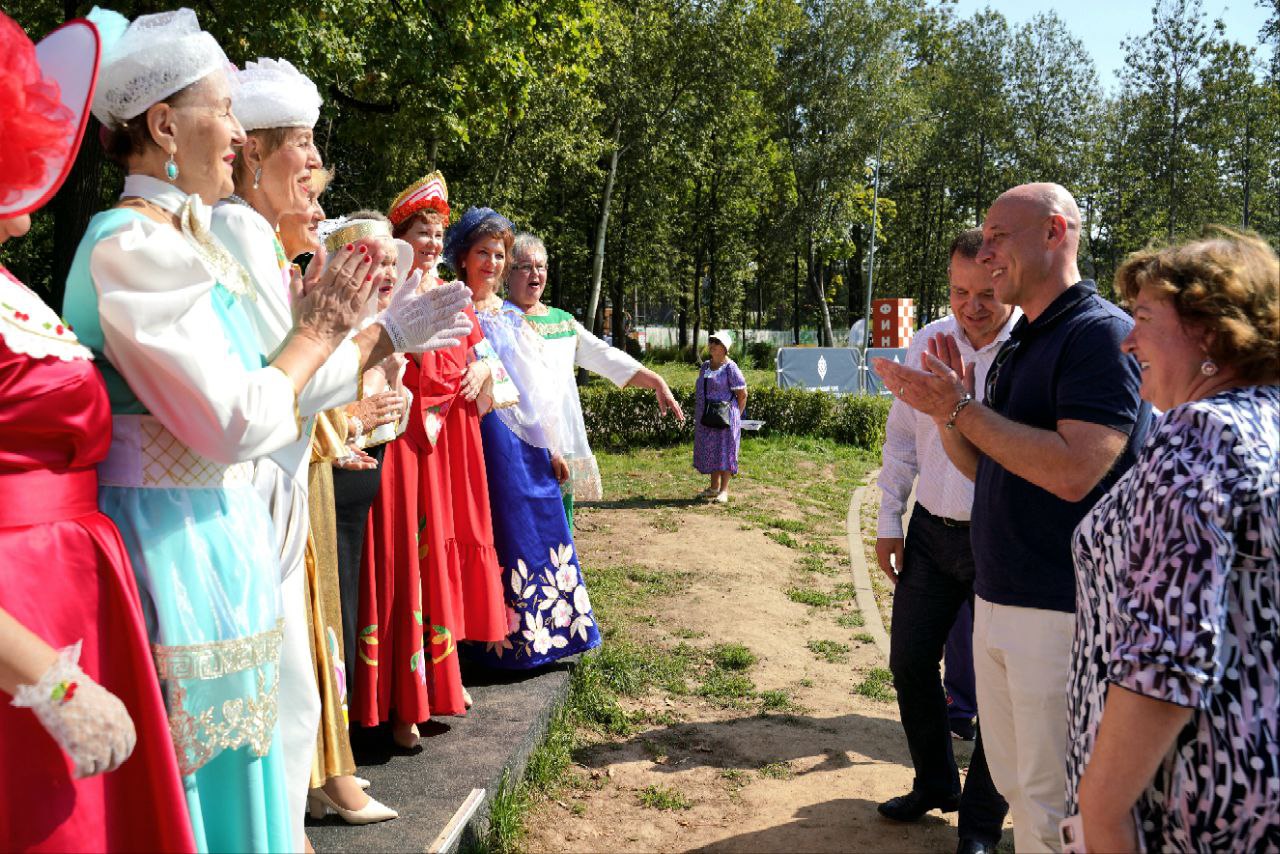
512,263,548,275
984,339,1020,408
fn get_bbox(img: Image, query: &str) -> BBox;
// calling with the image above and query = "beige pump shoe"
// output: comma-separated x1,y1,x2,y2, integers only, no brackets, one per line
306,788,398,825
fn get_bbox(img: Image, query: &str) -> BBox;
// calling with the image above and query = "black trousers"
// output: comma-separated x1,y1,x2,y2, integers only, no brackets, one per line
889,503,1008,843
332,443,386,700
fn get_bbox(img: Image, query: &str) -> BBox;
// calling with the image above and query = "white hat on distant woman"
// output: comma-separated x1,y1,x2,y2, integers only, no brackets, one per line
709,329,734,350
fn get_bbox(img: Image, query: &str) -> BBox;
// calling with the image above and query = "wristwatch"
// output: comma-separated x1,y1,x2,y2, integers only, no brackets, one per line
945,393,975,430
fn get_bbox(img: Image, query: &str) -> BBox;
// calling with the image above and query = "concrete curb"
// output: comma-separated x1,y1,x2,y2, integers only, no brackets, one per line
845,476,891,664
306,660,574,854
454,661,575,852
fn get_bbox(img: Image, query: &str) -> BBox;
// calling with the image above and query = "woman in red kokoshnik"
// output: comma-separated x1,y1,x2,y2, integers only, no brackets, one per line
353,173,508,748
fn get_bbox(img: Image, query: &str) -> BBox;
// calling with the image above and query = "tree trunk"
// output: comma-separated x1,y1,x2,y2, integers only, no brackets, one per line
692,234,705,363
975,130,987,226
807,232,835,347
550,178,566,308
678,273,689,351
609,183,632,350
755,250,763,332
585,117,622,336
792,248,800,344
1168,61,1183,240
427,136,439,172
1241,105,1253,228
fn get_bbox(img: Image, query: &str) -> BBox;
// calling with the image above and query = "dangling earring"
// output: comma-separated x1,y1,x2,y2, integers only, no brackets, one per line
253,167,262,190
1200,358,1219,377
165,149,179,182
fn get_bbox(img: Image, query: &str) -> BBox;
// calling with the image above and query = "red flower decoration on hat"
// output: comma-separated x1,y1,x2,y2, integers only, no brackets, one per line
0,14,74,208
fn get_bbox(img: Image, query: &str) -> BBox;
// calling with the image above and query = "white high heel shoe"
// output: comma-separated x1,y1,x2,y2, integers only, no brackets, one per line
354,776,371,790
307,789,398,825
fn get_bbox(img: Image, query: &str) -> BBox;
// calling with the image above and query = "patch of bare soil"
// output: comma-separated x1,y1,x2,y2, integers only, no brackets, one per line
523,483,982,853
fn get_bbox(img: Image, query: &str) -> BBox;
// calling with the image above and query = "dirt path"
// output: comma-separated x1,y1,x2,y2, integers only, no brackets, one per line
522,462,981,853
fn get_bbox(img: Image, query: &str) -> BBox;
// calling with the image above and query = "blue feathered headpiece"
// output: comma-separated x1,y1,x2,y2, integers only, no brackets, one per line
442,206,514,272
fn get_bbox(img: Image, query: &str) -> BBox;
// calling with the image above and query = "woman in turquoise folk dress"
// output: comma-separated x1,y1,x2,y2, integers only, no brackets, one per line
60,9,390,851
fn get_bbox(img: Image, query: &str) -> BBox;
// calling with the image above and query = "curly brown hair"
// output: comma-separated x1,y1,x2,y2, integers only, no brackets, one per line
1115,227,1279,384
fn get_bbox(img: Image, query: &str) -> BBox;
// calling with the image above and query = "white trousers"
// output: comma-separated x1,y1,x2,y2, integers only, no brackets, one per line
255,459,320,851
972,596,1073,853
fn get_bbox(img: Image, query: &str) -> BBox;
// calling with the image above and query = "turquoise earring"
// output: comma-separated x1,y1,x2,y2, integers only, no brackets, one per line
165,151,179,182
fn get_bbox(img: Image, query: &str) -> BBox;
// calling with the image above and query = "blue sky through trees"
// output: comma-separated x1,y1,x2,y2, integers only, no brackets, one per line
943,0,1275,88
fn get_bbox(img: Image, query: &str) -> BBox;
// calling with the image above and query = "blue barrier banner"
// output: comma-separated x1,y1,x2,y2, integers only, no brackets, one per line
863,347,910,395
776,347,862,394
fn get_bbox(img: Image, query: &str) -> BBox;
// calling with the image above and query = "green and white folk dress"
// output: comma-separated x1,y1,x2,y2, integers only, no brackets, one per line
523,305,642,527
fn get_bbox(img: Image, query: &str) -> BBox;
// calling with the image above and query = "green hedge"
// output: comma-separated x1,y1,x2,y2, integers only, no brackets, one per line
580,384,891,451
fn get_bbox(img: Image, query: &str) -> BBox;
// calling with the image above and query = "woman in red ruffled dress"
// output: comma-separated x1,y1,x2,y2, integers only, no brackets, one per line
0,12,194,852
353,173,508,748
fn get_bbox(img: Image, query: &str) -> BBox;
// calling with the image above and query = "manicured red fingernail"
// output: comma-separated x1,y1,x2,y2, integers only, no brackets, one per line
358,245,367,254
365,274,372,282
345,243,354,251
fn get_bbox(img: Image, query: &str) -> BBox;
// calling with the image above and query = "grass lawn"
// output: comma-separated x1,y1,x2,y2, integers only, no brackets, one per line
483,436,879,851
594,433,876,516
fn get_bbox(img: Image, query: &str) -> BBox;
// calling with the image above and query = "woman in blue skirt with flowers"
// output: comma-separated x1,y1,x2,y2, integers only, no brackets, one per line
449,207,602,669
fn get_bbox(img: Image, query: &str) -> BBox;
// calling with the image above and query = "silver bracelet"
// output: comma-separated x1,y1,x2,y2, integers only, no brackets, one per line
945,394,975,430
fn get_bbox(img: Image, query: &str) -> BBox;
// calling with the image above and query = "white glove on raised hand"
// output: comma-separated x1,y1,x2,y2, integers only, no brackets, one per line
11,641,136,779
377,273,474,353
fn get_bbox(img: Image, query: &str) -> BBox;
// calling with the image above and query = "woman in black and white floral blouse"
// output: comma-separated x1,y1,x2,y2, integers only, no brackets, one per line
1067,228,1279,852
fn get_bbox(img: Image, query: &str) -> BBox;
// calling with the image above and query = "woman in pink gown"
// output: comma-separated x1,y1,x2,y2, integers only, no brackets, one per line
0,12,193,852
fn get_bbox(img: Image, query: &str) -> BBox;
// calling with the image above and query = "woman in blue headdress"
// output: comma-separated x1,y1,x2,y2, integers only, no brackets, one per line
449,208,602,668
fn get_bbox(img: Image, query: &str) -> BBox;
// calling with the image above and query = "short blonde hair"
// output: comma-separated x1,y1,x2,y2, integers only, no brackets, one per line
310,167,333,197
1116,227,1279,384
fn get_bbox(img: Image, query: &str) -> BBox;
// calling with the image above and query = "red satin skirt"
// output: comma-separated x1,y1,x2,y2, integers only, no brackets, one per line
0,468,196,853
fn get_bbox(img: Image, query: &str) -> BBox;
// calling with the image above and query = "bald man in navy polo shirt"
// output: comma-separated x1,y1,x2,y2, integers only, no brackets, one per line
875,183,1150,852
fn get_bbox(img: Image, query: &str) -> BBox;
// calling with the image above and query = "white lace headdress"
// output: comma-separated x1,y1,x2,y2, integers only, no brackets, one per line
90,8,229,130
232,57,322,131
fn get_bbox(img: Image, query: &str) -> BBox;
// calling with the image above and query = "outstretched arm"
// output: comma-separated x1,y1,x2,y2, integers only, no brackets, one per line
626,367,685,421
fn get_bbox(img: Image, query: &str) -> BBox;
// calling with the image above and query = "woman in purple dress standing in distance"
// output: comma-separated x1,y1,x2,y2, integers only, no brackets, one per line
693,330,748,504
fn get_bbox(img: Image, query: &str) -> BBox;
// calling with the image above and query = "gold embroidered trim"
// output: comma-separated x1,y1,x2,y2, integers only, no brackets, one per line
156,620,284,776
531,318,576,338
134,418,254,488
152,618,285,681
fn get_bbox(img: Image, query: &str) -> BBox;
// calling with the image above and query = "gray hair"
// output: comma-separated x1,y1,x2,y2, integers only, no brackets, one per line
512,232,547,262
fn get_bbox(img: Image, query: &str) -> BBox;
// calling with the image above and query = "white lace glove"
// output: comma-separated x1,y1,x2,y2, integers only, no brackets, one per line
11,641,137,779
377,273,473,353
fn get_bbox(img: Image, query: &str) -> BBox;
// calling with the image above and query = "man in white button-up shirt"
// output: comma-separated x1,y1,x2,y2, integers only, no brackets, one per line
874,229,1017,854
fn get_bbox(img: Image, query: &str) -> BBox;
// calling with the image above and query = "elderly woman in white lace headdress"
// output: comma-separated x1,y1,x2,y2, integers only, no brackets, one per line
58,9,464,851
207,54,467,837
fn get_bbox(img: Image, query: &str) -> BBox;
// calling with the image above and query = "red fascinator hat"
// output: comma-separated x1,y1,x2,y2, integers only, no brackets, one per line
0,13,101,218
